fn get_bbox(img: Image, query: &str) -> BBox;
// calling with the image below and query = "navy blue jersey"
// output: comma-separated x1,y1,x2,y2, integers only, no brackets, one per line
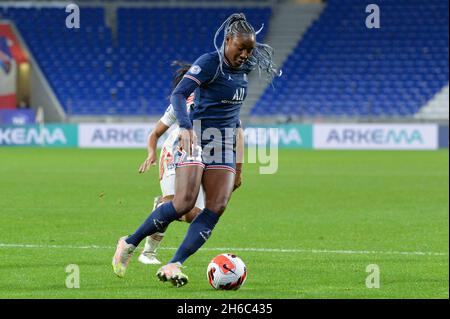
184,52,250,131
171,51,249,131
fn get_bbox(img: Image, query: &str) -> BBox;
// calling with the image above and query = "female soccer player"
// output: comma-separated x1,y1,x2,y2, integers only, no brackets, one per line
138,106,244,265
136,61,244,264
113,13,277,287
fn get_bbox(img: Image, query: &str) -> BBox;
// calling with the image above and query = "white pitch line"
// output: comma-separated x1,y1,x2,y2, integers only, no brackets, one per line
0,243,447,257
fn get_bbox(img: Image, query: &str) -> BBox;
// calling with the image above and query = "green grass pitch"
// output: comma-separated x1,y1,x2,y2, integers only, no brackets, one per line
0,148,448,298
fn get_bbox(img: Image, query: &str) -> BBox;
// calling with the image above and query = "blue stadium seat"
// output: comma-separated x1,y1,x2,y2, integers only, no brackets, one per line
0,6,271,116
251,0,449,117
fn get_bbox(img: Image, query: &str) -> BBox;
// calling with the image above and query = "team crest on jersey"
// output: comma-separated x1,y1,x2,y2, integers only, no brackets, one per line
189,65,201,75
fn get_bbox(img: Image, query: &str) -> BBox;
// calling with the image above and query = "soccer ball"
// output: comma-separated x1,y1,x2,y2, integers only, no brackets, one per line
207,253,247,290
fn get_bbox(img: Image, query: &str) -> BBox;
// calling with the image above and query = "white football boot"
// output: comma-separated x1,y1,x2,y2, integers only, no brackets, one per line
138,232,165,265
156,262,189,287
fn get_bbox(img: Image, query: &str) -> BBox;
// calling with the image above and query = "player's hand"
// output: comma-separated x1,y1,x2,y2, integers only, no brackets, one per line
178,128,197,156
233,170,242,191
139,152,156,173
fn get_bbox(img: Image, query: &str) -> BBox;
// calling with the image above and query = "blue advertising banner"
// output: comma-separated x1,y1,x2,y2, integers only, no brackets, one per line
0,109,35,125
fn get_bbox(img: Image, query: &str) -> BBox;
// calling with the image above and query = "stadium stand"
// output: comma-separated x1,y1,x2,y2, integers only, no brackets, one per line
0,6,271,116
0,1,448,120
251,0,449,118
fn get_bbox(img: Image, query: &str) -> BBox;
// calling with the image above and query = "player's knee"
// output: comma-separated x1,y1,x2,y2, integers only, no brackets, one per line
183,192,197,208
174,203,195,215
206,200,228,216
216,204,227,215
173,195,196,215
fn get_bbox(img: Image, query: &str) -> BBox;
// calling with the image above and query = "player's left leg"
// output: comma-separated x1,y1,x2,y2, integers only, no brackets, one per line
139,178,204,264
157,168,235,287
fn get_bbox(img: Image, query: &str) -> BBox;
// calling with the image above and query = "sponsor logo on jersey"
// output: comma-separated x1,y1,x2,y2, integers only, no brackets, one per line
232,88,245,101
220,88,246,104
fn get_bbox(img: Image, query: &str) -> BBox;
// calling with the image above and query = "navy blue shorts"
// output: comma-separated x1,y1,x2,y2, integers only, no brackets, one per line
173,135,236,174
201,141,236,174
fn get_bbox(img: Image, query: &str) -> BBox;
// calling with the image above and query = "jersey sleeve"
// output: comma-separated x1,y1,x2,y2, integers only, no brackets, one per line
160,104,177,127
183,53,218,86
171,53,217,129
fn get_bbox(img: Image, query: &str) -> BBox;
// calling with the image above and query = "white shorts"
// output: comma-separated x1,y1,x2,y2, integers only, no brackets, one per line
160,173,205,210
159,130,205,210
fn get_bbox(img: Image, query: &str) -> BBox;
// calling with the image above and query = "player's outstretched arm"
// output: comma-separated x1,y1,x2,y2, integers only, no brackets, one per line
139,120,170,173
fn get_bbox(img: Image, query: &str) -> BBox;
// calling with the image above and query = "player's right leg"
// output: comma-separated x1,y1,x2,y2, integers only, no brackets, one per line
154,206,202,285
112,236,136,278
139,140,179,265
138,195,168,265
139,201,202,265
138,162,204,264
179,185,204,223
113,165,203,277
154,146,205,284
157,169,234,287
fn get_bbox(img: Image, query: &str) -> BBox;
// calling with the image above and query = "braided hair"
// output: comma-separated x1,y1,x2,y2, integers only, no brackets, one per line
213,13,281,83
